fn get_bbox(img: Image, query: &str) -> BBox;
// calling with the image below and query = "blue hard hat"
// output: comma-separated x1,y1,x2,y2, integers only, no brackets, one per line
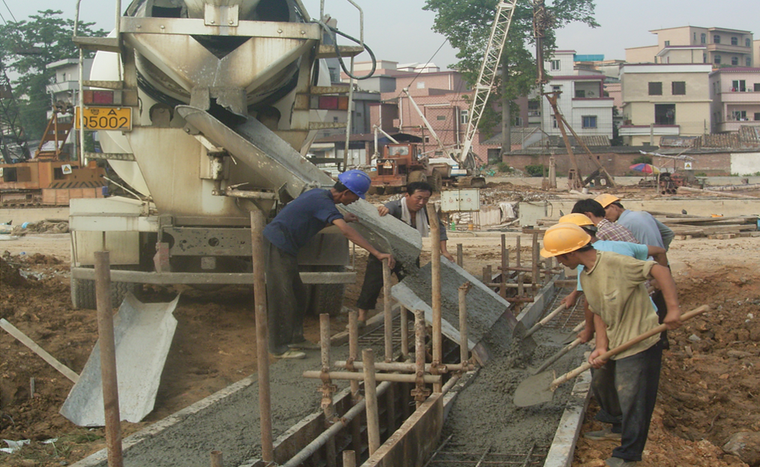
338,170,371,199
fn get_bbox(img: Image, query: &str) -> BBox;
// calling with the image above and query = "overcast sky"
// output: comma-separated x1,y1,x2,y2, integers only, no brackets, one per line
6,0,759,70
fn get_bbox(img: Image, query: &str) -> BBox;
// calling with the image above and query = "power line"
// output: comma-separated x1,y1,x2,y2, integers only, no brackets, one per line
1,0,17,22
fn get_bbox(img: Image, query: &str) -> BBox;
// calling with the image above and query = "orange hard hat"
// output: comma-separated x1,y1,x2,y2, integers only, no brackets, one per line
558,213,594,227
595,193,620,208
540,223,592,258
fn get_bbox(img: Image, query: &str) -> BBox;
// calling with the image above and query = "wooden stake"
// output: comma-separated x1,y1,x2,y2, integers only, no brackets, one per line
210,450,223,467
347,310,362,461
458,283,471,364
400,305,409,359
426,204,443,393
456,243,463,267
382,259,393,362
363,349,381,455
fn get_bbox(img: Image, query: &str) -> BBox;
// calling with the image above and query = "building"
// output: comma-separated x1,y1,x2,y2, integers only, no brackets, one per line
619,63,712,146
626,26,754,67
709,67,760,133
541,50,614,142
45,58,93,111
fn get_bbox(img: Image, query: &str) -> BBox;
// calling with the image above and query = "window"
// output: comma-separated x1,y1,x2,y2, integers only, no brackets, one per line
460,109,469,124
755,113,760,121
700,33,706,44
552,85,562,97
733,110,747,121
693,33,697,43
436,115,446,121
551,60,561,71
732,56,739,66
732,80,746,91
582,116,597,128
714,35,721,44
731,37,738,46
514,116,523,127
755,83,760,92
655,104,676,125
552,116,558,128
747,58,752,67
664,40,671,46
703,53,707,63
714,55,721,65
747,38,752,48
575,89,586,98
648,82,663,95
672,81,686,95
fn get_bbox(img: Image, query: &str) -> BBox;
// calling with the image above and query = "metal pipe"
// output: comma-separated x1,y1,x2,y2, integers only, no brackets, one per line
334,361,473,373
281,382,392,467
500,234,507,298
250,211,273,463
516,235,521,266
532,232,540,292
303,371,441,384
400,305,409,359
426,204,443,393
458,283,471,365
414,310,427,408
347,310,362,462
363,349,381,455
94,251,123,467
319,314,337,467
210,450,223,467
383,259,393,362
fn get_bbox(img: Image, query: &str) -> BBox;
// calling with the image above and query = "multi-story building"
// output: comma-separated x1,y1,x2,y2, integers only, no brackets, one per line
619,63,712,146
709,67,760,133
541,50,614,142
626,26,754,67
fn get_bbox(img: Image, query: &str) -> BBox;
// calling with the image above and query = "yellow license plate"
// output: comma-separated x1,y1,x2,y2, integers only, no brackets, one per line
75,107,132,131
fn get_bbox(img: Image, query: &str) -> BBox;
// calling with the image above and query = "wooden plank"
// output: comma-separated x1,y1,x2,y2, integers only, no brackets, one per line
362,393,443,467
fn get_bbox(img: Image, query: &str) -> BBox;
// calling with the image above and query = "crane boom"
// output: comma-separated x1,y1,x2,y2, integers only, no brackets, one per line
460,1,517,165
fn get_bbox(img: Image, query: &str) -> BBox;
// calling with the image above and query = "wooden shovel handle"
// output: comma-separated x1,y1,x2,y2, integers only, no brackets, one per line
524,303,567,338
550,304,709,390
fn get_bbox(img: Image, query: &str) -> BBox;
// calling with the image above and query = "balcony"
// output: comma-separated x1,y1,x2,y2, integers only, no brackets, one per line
619,124,680,137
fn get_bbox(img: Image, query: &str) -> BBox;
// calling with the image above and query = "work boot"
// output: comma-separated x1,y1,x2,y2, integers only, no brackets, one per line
605,457,637,467
584,426,622,441
271,349,306,359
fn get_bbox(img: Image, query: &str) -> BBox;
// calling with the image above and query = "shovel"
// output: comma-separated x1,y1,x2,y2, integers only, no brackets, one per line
532,336,585,375
514,303,567,340
561,321,586,345
514,304,709,407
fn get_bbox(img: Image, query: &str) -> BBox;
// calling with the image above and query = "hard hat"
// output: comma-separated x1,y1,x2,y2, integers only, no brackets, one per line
338,170,371,199
558,213,594,227
540,223,592,258
595,193,620,208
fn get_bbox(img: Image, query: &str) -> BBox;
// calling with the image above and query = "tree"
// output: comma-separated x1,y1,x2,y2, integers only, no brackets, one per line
0,10,105,140
423,0,598,156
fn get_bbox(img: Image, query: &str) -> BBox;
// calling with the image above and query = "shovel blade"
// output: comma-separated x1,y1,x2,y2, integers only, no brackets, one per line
512,321,538,354
513,370,556,407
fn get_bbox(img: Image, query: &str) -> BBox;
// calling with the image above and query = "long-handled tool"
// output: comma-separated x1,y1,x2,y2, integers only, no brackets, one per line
533,336,585,375
514,303,566,340
514,305,709,407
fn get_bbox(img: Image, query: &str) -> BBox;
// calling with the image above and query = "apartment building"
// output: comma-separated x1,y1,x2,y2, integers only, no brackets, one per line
619,63,712,146
709,68,760,133
626,26,754,67
542,50,614,142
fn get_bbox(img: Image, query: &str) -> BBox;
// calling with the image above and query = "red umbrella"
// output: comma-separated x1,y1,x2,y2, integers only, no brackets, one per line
629,163,660,174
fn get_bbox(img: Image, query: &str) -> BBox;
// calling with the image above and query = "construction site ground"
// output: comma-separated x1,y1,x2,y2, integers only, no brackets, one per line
1,177,760,467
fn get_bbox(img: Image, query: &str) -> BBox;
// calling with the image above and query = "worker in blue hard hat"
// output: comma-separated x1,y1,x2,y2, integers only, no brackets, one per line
263,169,394,359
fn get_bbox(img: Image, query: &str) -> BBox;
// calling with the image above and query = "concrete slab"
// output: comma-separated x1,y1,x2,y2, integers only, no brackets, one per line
544,368,592,467
341,199,422,268
391,259,516,363
60,294,179,427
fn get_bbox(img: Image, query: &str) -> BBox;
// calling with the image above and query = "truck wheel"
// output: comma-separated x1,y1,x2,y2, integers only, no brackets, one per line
408,170,427,183
430,171,443,192
71,278,139,309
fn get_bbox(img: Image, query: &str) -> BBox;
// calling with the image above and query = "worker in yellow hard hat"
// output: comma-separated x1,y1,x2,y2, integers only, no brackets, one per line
541,223,681,467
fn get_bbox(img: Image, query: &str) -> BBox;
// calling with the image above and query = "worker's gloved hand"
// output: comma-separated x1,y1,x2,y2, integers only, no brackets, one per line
377,206,389,216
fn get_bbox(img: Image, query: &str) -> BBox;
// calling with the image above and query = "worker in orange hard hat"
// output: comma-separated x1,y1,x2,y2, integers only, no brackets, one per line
541,223,681,467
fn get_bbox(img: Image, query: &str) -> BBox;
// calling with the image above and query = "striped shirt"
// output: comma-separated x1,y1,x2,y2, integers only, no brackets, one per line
596,218,638,243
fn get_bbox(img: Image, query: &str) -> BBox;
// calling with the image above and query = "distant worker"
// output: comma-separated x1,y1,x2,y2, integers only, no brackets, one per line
356,181,454,323
571,198,638,244
541,223,682,467
263,170,395,359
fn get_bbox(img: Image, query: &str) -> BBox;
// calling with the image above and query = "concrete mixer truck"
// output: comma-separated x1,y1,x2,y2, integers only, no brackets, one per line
69,0,367,312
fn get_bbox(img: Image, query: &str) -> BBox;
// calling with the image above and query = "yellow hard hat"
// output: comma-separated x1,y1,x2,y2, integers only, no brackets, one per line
595,193,620,208
558,213,594,227
540,223,592,258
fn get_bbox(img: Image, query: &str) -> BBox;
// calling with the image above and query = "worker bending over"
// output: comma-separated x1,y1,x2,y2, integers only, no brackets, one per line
571,199,638,244
263,170,395,359
356,181,453,323
541,223,682,467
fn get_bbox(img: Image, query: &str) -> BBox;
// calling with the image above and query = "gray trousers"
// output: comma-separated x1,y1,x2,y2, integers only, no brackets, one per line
265,240,307,354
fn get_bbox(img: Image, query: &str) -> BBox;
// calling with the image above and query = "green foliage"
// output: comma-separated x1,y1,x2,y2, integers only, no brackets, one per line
0,10,105,139
696,172,707,177
423,0,599,138
632,155,652,164
525,164,546,177
496,161,513,173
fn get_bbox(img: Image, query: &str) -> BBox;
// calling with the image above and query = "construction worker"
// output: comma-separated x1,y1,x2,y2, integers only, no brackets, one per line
571,198,638,244
263,170,395,359
541,223,682,467
356,181,454,323
595,194,675,347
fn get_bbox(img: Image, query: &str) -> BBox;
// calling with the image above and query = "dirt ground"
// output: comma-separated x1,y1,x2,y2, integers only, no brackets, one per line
1,184,760,466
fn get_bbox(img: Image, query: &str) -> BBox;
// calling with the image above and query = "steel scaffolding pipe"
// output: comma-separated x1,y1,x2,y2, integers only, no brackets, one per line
333,361,474,374
426,204,443,393
458,282,472,365
303,371,442,384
